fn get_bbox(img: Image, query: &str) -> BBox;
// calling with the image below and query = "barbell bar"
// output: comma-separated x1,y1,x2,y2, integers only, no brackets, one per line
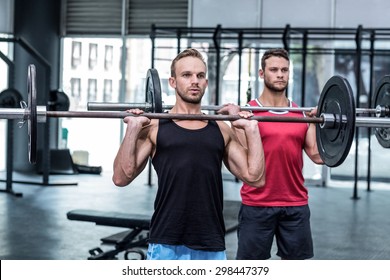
1,64,390,168
4,106,386,126
88,101,384,116
2,107,326,123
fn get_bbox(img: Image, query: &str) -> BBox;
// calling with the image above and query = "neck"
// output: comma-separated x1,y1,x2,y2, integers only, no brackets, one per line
258,91,289,107
170,103,202,114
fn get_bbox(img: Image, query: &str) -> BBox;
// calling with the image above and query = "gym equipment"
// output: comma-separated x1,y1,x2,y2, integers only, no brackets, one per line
316,76,355,168
372,75,390,148
66,200,241,260
1,64,390,167
0,88,23,108
87,69,386,116
0,88,24,197
28,65,37,164
67,209,150,260
48,90,70,111
145,68,163,114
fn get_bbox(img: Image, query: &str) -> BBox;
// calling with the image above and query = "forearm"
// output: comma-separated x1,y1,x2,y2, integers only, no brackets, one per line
241,123,266,187
231,126,248,149
112,125,143,186
305,123,324,164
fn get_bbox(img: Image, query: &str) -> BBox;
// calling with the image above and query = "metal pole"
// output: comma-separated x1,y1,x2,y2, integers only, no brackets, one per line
45,111,326,123
301,31,308,107
352,25,363,200
367,31,375,192
237,32,243,105
43,111,390,127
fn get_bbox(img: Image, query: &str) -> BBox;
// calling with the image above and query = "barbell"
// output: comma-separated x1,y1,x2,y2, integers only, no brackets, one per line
89,68,390,145
88,71,389,117
1,64,390,168
89,67,390,163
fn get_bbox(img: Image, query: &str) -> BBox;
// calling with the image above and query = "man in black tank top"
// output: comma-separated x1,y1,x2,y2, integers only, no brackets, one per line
113,48,266,260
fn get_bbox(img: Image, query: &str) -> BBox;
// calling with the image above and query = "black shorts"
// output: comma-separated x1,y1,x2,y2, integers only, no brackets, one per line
236,204,313,260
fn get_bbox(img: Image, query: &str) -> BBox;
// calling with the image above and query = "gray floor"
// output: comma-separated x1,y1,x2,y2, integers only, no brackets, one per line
1,169,390,260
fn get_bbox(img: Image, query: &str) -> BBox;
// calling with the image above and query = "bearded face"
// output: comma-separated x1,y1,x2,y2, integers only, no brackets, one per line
263,73,288,93
169,56,208,105
260,56,290,93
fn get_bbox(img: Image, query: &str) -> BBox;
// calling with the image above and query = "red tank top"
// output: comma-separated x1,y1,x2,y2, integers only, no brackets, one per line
241,99,309,207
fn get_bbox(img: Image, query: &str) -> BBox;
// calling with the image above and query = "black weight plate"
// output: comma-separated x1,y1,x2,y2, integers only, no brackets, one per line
28,64,37,164
0,88,23,108
145,68,163,113
49,90,70,111
316,76,355,167
372,75,390,148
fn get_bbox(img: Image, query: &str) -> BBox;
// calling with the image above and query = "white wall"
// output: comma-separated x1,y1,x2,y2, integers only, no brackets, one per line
261,0,334,27
191,0,390,28
0,0,14,33
334,0,390,27
191,0,261,27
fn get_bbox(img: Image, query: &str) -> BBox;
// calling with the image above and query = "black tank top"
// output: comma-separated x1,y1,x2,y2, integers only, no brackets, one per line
150,118,226,251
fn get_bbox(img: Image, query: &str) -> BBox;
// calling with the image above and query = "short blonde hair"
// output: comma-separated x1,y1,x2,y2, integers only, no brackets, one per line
170,48,207,77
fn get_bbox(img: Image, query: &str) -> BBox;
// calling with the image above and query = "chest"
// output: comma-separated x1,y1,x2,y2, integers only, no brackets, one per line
255,111,308,149
156,120,225,155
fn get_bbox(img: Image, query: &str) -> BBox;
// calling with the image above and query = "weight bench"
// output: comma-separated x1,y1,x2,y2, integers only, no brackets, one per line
66,209,150,260
66,200,241,260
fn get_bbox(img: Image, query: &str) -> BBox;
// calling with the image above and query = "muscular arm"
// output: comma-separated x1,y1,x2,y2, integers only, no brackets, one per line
221,119,265,188
304,123,324,164
304,108,324,164
112,117,154,187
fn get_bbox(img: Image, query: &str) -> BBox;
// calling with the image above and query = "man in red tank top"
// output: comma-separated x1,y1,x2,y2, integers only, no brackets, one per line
235,48,324,260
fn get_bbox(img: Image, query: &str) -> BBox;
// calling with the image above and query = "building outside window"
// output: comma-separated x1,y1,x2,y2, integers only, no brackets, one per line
88,43,98,70
87,78,97,101
103,79,112,101
104,45,113,71
71,41,82,69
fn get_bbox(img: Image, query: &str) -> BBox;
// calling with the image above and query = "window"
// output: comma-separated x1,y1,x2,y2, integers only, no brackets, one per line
103,79,113,101
87,79,97,101
70,78,81,98
62,0,188,36
89,43,98,70
104,45,113,70
71,41,82,68
62,38,125,170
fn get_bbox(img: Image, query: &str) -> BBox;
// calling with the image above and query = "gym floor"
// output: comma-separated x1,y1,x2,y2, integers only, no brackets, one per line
1,169,390,260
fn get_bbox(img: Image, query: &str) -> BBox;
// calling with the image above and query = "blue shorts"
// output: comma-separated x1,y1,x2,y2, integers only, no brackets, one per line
146,243,227,260
236,204,313,260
